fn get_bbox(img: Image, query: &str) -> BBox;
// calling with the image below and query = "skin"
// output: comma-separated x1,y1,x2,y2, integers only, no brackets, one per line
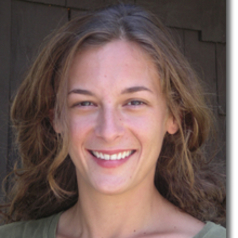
55,40,204,238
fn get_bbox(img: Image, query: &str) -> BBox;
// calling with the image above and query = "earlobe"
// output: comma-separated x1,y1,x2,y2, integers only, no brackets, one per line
167,117,179,135
49,109,61,134
53,120,62,134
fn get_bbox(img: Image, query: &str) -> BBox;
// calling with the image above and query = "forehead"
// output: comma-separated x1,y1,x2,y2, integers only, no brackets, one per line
68,40,160,91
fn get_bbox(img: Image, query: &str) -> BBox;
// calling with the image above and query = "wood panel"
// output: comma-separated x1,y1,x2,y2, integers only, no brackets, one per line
135,0,169,23
164,0,202,30
201,0,226,43
216,43,226,115
11,0,68,97
67,0,134,10
8,1,68,171
70,9,87,20
103,0,135,5
0,0,11,199
184,29,226,166
137,0,226,43
67,0,104,10
169,28,185,55
23,0,66,6
184,30,217,110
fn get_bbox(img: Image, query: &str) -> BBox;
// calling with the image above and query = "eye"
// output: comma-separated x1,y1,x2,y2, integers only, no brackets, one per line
126,100,145,106
73,101,96,107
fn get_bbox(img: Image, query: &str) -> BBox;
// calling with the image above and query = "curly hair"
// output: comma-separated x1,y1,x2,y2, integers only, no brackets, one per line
0,4,225,224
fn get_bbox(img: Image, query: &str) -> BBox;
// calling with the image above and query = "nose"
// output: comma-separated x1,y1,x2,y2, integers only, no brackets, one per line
95,106,124,142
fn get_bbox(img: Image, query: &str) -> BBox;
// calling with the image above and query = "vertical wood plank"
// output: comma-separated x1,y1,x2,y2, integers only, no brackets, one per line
216,43,226,115
0,0,11,198
11,1,68,97
169,28,185,55
9,1,68,172
201,0,226,43
184,29,226,166
215,42,226,170
184,30,217,109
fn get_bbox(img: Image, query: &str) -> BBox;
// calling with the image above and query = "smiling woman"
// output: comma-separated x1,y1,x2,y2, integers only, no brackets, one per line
0,3,225,238
62,40,177,195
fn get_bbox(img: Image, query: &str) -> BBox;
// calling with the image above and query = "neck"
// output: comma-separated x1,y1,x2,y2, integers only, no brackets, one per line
62,175,165,238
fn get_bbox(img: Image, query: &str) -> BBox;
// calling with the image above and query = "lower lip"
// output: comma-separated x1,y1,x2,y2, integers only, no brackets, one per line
90,152,133,168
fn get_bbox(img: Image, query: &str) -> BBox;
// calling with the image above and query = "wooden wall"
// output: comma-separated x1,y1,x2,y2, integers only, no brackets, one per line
0,0,226,197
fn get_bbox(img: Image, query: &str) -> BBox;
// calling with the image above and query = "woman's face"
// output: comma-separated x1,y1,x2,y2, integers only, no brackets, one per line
60,40,177,194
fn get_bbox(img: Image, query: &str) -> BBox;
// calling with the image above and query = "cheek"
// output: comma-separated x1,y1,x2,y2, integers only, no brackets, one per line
126,112,167,145
67,115,93,143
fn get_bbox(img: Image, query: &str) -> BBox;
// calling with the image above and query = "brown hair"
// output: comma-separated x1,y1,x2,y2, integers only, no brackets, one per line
1,4,225,224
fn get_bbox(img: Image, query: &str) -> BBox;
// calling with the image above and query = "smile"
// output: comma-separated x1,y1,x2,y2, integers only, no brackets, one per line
90,150,135,160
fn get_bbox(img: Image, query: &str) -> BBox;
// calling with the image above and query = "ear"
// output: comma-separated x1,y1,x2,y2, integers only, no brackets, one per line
49,109,62,134
166,116,179,135
53,120,62,134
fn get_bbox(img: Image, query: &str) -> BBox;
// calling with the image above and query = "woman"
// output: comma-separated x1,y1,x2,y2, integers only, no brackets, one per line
0,4,225,238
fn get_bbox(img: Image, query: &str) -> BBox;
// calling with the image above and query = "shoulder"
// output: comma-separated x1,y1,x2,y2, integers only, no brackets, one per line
0,212,62,238
193,222,226,238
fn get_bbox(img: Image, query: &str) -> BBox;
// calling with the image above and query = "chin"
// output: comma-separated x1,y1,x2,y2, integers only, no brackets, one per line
90,175,134,195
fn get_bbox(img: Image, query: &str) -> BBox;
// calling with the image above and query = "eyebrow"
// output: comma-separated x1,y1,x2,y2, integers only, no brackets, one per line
68,89,95,96
68,86,153,96
121,86,153,94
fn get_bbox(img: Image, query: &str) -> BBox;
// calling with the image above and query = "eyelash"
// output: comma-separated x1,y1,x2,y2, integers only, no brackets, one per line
126,100,146,106
73,101,96,107
72,100,146,108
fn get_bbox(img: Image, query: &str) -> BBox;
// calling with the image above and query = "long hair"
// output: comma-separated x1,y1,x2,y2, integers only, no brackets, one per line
0,4,225,224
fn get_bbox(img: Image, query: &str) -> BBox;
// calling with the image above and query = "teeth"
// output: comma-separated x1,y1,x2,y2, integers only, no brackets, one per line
104,154,110,160
94,151,100,158
91,150,134,160
111,154,117,160
118,153,122,159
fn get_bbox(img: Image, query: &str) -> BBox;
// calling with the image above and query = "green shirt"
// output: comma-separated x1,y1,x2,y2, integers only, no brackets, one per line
0,212,226,238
